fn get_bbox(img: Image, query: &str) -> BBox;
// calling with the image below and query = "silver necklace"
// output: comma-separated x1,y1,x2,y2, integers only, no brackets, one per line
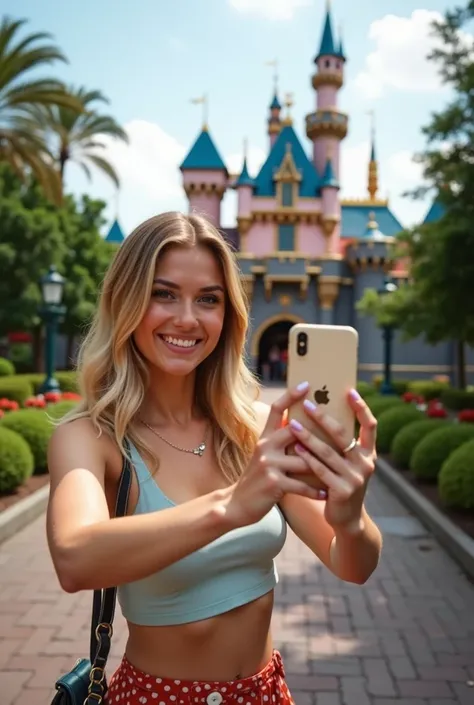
140,418,209,457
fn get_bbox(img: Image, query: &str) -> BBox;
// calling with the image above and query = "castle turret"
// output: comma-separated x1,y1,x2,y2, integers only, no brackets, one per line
235,140,254,248
306,1,348,179
105,219,125,244
268,92,282,148
180,124,228,226
320,150,340,251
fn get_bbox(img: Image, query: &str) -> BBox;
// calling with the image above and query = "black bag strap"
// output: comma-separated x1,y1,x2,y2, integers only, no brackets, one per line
86,440,133,704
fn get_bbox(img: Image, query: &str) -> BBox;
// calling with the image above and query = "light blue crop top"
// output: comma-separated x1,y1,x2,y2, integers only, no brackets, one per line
117,443,287,626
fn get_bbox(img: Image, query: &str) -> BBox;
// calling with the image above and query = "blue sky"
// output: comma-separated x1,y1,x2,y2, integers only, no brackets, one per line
9,0,457,235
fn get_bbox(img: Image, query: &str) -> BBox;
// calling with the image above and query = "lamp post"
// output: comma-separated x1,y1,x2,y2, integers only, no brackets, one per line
378,275,398,396
39,265,66,395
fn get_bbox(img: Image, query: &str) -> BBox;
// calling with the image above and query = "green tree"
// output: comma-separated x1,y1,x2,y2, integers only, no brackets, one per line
0,163,114,370
357,0,474,389
22,86,128,195
0,16,80,202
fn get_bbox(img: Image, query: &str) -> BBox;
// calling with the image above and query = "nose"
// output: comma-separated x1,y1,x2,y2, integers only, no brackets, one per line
174,301,199,330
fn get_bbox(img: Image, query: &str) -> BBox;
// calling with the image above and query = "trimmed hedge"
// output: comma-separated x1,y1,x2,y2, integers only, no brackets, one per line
390,419,447,469
406,380,449,401
0,377,33,406
0,409,53,473
438,439,474,509
376,405,424,454
440,389,474,411
0,427,34,492
372,377,410,395
0,357,15,377
47,400,79,420
356,381,376,399
410,424,474,481
367,395,404,418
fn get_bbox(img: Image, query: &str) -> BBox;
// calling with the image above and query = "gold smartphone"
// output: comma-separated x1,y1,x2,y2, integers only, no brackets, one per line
286,324,358,489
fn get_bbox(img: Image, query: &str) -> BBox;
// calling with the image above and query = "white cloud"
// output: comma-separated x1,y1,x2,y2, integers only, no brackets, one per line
354,10,447,99
229,0,311,21
341,140,428,228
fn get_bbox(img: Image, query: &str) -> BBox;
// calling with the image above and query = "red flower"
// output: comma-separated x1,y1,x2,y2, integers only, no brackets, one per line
61,392,81,401
0,398,19,411
427,407,448,418
44,391,62,403
458,409,474,423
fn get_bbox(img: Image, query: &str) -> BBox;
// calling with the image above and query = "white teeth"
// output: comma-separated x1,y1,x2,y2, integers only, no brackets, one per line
162,336,198,348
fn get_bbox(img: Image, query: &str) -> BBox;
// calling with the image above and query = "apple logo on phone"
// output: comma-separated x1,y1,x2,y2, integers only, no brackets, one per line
314,385,330,405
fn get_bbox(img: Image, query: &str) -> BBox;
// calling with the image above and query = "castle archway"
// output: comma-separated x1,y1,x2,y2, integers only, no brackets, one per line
251,313,304,381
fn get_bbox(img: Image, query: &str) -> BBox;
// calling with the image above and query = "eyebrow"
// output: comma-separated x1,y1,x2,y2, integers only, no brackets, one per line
153,277,224,293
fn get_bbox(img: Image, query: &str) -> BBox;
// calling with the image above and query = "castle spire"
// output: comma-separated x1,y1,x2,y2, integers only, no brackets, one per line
316,0,337,60
368,110,378,200
266,59,282,147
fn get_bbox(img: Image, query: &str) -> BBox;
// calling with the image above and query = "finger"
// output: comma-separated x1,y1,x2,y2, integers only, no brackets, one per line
263,381,310,434
279,472,327,501
288,418,349,476
299,400,355,455
347,389,377,452
265,453,313,474
265,424,301,449
293,443,347,488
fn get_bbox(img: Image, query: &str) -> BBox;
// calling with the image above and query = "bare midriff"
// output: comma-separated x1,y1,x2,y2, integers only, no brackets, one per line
124,590,275,681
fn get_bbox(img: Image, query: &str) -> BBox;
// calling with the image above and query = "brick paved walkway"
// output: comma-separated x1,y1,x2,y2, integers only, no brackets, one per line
1,388,474,704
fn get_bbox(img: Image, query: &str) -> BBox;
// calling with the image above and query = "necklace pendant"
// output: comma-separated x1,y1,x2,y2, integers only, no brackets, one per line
194,443,206,456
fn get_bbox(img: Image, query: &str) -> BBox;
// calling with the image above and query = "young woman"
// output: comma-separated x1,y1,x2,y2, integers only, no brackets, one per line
47,212,382,705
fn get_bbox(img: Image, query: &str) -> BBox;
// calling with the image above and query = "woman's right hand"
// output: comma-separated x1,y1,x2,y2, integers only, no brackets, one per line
226,383,322,527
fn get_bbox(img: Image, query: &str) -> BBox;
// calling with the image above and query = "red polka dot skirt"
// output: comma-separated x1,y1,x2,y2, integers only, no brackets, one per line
105,649,294,704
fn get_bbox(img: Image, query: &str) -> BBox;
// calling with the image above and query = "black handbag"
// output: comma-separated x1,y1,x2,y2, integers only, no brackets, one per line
51,445,132,705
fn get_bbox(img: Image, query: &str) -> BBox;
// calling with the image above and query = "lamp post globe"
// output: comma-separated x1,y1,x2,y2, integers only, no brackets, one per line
378,275,398,396
38,265,66,395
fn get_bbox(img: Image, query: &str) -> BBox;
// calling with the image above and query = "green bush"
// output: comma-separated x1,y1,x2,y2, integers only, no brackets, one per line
407,380,449,401
356,381,376,399
438,439,474,509
440,389,474,411
376,405,424,454
47,400,78,420
410,424,474,481
367,395,404,418
372,376,410,395
0,357,15,377
390,419,448,469
0,427,34,492
56,371,79,393
0,409,53,473
0,377,34,405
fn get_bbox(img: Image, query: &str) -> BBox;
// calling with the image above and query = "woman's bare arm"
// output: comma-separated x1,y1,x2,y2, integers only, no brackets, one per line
47,419,234,593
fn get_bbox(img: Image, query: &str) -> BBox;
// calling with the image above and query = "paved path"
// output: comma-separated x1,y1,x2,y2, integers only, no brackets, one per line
1,388,474,704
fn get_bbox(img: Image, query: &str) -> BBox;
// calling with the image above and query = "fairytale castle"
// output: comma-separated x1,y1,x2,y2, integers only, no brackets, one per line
106,3,472,384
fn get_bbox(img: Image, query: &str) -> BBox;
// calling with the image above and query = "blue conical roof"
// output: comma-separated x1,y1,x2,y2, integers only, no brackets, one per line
180,127,227,171
321,157,339,189
316,7,337,59
105,219,125,243
270,93,281,110
236,157,254,187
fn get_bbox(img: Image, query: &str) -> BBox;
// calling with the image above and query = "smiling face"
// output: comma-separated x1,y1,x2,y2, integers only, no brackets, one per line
132,244,226,377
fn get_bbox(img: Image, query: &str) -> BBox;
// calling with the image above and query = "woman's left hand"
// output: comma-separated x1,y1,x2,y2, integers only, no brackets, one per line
289,389,377,532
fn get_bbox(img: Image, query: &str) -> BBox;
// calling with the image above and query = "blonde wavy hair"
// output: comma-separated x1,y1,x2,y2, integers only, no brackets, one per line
62,211,260,482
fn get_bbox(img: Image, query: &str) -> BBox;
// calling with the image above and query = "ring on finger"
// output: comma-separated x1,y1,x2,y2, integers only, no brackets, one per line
342,437,357,455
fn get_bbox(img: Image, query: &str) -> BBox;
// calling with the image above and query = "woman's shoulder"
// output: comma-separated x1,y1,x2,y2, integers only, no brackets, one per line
252,400,271,434
48,416,119,470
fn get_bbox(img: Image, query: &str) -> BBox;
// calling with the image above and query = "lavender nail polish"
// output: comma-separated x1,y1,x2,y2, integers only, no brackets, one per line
303,399,317,412
297,381,309,391
349,389,360,401
290,419,303,432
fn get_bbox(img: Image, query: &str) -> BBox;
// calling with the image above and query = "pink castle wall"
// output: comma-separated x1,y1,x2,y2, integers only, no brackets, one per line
322,187,339,217
317,85,337,110
313,136,340,180
188,194,221,224
298,223,326,256
245,222,275,254
182,170,227,187
237,186,252,217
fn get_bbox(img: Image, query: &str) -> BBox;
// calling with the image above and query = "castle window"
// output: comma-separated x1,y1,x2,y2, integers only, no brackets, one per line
282,182,293,207
325,59,331,68
278,224,295,251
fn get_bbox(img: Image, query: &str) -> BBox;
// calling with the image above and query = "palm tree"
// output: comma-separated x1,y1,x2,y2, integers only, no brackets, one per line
0,16,81,201
25,86,129,193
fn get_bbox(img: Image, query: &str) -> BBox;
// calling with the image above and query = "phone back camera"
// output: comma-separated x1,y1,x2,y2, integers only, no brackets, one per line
297,332,307,356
